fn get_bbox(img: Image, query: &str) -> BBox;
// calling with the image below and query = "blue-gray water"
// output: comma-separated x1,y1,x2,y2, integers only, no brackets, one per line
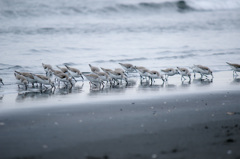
0,0,240,96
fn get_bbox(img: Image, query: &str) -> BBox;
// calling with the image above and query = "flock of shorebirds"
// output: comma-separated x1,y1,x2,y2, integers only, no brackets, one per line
0,62,239,90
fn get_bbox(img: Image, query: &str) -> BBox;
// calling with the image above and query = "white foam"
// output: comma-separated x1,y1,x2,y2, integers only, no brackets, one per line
187,0,240,11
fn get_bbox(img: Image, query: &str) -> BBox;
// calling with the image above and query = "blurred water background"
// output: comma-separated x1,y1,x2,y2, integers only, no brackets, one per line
0,0,240,95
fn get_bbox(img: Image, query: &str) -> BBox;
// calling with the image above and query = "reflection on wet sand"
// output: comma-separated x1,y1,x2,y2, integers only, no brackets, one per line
181,81,191,88
192,78,213,86
16,90,52,102
15,83,84,102
55,83,84,95
164,82,177,89
88,79,137,96
231,77,240,84
138,80,164,92
88,86,126,96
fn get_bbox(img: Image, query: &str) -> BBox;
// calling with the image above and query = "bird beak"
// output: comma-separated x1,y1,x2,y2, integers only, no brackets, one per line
81,74,84,81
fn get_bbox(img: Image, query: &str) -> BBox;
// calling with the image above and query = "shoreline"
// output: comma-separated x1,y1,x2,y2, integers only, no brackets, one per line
0,71,239,110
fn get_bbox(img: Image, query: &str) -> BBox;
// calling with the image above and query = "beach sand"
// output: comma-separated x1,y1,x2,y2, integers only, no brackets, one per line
0,71,240,159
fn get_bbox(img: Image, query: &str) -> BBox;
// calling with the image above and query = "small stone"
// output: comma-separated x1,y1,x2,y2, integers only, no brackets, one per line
172,148,178,153
227,150,232,155
225,138,235,143
42,145,48,149
151,154,157,158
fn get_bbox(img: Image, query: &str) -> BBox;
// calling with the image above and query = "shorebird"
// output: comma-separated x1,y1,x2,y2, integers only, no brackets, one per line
42,63,53,76
54,72,73,88
192,65,213,80
14,73,28,89
50,68,62,75
101,67,113,74
83,73,103,89
135,67,150,80
0,78,4,85
95,72,111,84
89,64,100,73
108,70,128,85
31,73,55,89
56,65,69,75
65,65,84,81
15,71,37,87
114,68,128,77
177,67,191,82
119,63,136,73
226,62,240,77
161,68,179,81
148,70,165,84
50,68,70,83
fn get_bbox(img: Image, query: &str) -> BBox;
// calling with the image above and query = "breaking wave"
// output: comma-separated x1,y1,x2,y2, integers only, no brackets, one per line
1,0,240,19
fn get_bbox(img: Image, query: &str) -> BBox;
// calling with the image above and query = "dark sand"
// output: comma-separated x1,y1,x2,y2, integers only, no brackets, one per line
0,88,240,159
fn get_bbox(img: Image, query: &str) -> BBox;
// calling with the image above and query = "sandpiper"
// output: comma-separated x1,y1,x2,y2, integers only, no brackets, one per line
89,64,100,73
108,70,128,85
135,67,150,80
192,65,213,80
101,67,113,74
83,73,103,89
177,67,191,82
42,63,53,76
57,65,69,75
54,72,73,88
119,63,136,73
161,68,179,81
226,62,240,76
50,68,62,75
114,68,128,77
31,73,55,89
65,65,84,81
51,68,70,83
148,70,165,84
0,78,4,85
14,73,28,89
95,72,111,84
15,71,37,87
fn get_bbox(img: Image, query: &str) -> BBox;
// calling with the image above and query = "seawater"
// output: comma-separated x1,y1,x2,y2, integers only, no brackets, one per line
0,0,240,96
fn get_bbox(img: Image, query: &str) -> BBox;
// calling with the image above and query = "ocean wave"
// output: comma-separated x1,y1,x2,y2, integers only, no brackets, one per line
94,57,147,63
211,52,239,56
156,53,196,60
1,0,239,19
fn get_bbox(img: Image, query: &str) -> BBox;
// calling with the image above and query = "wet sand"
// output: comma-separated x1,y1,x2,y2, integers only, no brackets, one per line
0,72,240,159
